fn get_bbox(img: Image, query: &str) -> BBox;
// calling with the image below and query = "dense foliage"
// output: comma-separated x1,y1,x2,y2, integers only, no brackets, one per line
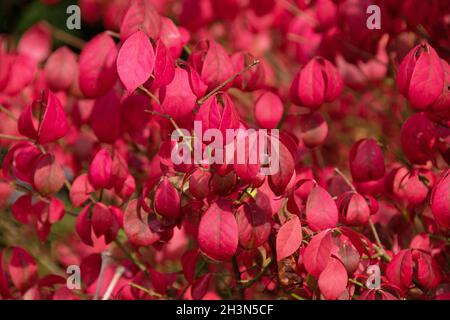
0,0,449,300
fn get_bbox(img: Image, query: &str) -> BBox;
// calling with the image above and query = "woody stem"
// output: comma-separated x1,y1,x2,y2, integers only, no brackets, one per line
197,59,260,106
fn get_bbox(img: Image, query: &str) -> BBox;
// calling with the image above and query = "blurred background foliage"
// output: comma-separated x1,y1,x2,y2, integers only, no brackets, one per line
0,0,102,44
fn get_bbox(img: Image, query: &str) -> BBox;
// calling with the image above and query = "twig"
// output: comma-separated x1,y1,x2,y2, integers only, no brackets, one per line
242,258,273,289
334,168,356,192
197,59,260,106
144,109,193,153
0,105,17,121
0,134,32,141
102,266,125,300
349,278,365,288
232,255,245,299
369,218,391,262
138,86,161,105
106,30,120,39
129,283,163,298
93,252,110,300
113,239,146,272
43,22,86,50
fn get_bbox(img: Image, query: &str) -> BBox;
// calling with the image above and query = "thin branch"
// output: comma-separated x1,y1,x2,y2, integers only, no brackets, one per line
197,59,260,106
0,105,17,121
106,30,120,39
93,252,110,300
241,258,274,289
232,255,245,299
43,22,86,50
129,283,163,298
334,168,356,192
139,86,161,105
102,266,125,300
0,134,32,142
369,218,391,262
113,239,147,272
144,109,193,153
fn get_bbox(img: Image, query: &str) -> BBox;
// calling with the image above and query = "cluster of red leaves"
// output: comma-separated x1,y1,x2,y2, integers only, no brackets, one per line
0,0,449,300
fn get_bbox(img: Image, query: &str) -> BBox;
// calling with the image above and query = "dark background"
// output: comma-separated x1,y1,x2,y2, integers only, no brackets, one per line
0,0,102,43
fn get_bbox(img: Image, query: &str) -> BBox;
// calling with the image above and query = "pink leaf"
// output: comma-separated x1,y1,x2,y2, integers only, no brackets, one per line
33,154,65,196
79,32,118,98
70,174,95,208
123,199,160,246
198,200,238,261
117,30,155,93
191,273,212,300
76,205,93,246
237,202,271,249
303,229,334,278
255,91,283,129
276,216,302,261
90,90,122,144
8,247,38,293
88,148,113,190
119,0,161,40
181,249,199,283
318,257,348,300
386,249,413,290
154,177,181,219
306,186,338,231
430,169,450,228
45,46,77,91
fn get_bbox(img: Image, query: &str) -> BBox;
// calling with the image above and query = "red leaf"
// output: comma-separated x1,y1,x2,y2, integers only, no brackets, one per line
90,90,122,144
349,138,385,182
76,205,93,246
159,67,197,119
17,22,52,63
306,186,338,231
123,199,160,246
430,169,450,228
70,174,95,208
255,91,283,129
88,148,113,190
12,194,33,224
154,177,181,219
45,46,77,91
196,40,234,91
79,32,118,98
276,216,302,261
47,198,65,224
33,154,65,196
80,253,102,286
236,202,271,249
303,229,334,278
8,247,38,293
120,0,161,40
117,30,155,93
398,43,444,109
2,54,36,95
400,112,437,165
198,200,238,261
386,249,413,290
19,91,69,144
300,111,328,148
181,249,199,283
414,251,441,289
318,257,348,300
39,91,68,144
191,273,212,300
268,138,295,196
91,203,113,238
151,40,175,89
